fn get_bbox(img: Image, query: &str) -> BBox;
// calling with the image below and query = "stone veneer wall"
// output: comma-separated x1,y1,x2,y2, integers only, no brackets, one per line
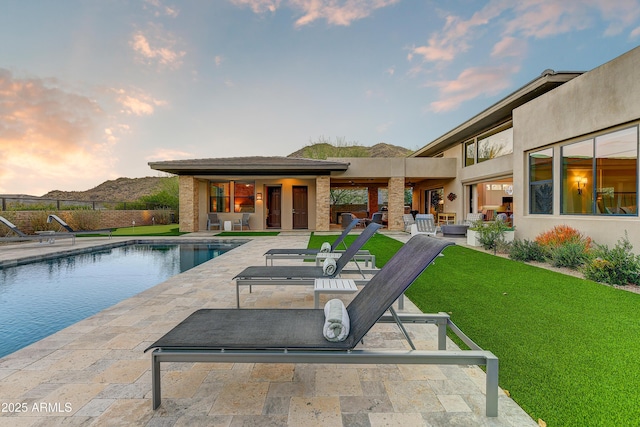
315,176,330,231
3,210,175,234
179,176,198,233
387,177,405,231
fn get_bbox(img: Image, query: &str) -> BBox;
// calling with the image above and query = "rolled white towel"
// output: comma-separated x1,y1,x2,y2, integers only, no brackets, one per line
322,257,336,276
320,242,331,253
322,299,350,342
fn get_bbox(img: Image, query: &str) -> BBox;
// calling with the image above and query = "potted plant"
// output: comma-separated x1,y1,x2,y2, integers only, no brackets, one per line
467,219,515,252
466,219,485,247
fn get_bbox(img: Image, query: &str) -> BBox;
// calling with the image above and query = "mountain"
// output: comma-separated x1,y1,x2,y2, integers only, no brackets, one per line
42,177,169,202
39,142,413,201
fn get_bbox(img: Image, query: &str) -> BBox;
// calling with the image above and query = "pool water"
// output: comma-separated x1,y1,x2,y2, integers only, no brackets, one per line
0,242,242,358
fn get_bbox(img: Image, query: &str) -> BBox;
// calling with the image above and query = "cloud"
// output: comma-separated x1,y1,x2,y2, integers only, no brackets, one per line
145,148,194,162
428,65,518,112
214,55,224,67
228,0,399,27
0,69,117,194
144,0,180,17
112,88,167,116
130,26,186,69
491,36,527,58
631,26,640,38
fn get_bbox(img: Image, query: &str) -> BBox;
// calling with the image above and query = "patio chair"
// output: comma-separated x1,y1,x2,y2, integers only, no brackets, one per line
464,213,484,226
415,213,434,221
47,214,114,238
341,212,353,228
145,235,500,417
234,222,382,308
410,218,437,237
264,218,375,266
402,213,415,233
233,213,250,230
0,216,76,245
365,212,383,226
206,213,221,230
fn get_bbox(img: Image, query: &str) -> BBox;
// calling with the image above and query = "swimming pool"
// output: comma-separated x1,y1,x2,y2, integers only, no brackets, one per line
0,241,244,358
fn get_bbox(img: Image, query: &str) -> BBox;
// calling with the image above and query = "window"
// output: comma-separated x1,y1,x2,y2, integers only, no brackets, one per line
234,181,255,213
529,148,553,214
464,140,475,166
477,127,513,163
210,182,230,212
561,127,638,215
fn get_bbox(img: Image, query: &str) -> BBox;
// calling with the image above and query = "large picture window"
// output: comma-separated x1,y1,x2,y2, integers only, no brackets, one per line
210,181,256,213
561,127,638,215
477,127,513,163
529,148,553,214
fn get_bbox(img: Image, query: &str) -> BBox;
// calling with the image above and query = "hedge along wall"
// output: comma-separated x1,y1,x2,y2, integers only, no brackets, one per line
1,210,176,234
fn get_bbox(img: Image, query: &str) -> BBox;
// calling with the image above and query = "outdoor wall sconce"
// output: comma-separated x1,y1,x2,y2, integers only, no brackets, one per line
576,177,587,195
256,192,263,201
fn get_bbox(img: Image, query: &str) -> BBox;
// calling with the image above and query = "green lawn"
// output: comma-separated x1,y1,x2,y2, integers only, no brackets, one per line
309,233,640,426
109,224,186,236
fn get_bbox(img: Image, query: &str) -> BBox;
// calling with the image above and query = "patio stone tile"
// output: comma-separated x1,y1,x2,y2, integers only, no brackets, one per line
73,398,115,417
92,359,148,384
315,368,362,396
41,382,107,416
384,380,444,413
287,396,342,427
339,395,395,413
88,398,152,426
369,412,426,426
250,363,295,382
210,382,269,415
173,414,232,427
437,394,473,413
160,369,210,399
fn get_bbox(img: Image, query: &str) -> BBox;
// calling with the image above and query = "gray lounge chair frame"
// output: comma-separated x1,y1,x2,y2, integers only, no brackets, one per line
0,216,76,245
234,222,382,308
145,235,499,416
47,214,113,238
263,218,375,266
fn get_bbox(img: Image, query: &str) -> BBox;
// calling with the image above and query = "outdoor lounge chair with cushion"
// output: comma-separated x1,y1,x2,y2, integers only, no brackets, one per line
47,214,114,238
263,218,374,266
410,217,438,237
145,235,500,416
234,222,382,308
0,215,76,245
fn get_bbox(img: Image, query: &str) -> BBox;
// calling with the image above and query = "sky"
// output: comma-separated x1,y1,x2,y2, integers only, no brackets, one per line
1,1,640,196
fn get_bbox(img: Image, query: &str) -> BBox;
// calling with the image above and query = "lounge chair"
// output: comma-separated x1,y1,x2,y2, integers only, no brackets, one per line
411,217,438,237
402,213,415,232
364,212,383,226
263,218,375,266
234,222,382,308
47,214,114,238
145,235,500,417
0,216,76,245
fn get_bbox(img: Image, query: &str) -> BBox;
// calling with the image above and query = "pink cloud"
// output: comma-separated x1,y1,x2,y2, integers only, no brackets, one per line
130,27,186,69
0,69,118,194
428,65,517,112
491,36,527,58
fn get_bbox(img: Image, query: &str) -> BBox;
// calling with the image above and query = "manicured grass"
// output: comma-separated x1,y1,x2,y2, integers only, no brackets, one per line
109,224,187,236
404,245,640,426
308,234,640,425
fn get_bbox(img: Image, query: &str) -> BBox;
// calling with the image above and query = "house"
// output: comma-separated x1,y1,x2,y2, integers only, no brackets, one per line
150,46,640,248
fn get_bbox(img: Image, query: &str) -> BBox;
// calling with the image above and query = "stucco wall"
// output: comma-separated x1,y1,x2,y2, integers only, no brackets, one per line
512,46,640,248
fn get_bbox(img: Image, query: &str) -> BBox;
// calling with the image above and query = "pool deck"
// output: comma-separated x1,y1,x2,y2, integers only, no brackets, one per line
0,232,536,426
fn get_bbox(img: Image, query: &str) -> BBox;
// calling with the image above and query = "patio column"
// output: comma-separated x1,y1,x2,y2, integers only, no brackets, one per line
315,175,331,231
387,177,405,231
179,175,199,233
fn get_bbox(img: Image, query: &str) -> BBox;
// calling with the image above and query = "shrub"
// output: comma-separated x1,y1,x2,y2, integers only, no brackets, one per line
582,233,640,286
548,241,591,269
476,219,513,254
69,211,102,231
535,225,591,252
509,239,546,262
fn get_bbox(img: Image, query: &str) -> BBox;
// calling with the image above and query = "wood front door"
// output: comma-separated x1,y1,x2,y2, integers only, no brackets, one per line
266,186,281,228
292,186,308,229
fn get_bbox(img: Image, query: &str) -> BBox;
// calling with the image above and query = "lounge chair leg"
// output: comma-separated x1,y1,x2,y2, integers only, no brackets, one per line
485,355,499,417
152,351,162,409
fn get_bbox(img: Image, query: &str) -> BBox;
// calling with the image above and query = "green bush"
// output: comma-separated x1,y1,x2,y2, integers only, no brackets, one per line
582,233,640,286
475,219,513,254
509,239,546,262
548,241,590,269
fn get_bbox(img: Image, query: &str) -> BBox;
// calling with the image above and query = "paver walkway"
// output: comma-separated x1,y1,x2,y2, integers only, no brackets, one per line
0,232,536,426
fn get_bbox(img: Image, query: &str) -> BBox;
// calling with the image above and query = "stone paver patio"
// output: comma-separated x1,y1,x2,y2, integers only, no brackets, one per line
0,231,536,426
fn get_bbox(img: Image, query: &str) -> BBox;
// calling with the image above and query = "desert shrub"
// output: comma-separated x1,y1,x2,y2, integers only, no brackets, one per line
535,225,591,254
476,219,513,254
582,233,640,286
69,210,102,231
548,241,591,269
509,239,546,262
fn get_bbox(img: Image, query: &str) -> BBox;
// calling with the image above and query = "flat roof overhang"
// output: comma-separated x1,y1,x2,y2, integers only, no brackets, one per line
412,70,583,157
149,156,350,176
